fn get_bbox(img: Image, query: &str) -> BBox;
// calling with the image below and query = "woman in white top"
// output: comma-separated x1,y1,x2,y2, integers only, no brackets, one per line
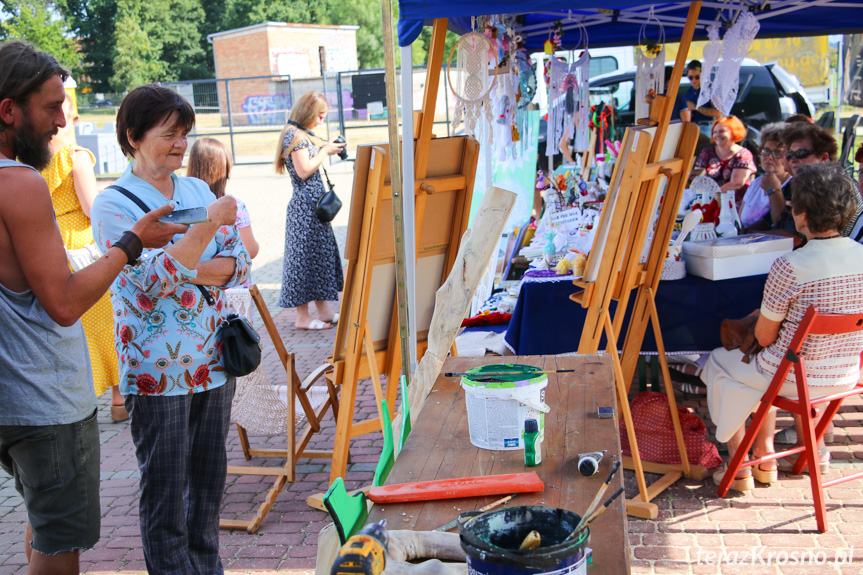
738,123,791,230
703,163,863,492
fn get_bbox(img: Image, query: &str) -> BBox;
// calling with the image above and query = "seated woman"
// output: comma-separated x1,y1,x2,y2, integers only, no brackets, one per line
738,122,790,231
691,115,756,202
702,163,863,492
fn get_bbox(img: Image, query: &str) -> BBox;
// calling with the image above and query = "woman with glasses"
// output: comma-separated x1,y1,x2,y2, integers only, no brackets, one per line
691,115,757,201
738,123,790,230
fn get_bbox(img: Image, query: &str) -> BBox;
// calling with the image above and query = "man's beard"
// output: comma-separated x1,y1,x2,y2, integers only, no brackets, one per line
14,117,54,171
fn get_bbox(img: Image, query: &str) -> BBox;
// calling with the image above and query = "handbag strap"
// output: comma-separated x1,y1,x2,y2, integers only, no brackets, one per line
107,184,215,306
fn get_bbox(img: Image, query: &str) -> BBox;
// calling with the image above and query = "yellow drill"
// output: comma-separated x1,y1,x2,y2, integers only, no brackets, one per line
331,520,388,575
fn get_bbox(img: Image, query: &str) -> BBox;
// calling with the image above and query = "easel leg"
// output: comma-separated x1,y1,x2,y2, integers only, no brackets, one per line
364,322,387,430
602,312,657,519
647,287,691,477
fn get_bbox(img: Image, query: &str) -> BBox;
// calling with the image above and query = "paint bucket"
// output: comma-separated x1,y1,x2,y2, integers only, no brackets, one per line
460,364,550,451
459,506,589,575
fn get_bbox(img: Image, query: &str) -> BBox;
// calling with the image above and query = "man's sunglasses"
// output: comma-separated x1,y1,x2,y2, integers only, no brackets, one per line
785,149,815,161
759,147,784,159
687,74,700,80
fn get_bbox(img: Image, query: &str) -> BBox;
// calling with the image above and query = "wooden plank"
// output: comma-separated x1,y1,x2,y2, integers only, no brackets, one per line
367,355,629,575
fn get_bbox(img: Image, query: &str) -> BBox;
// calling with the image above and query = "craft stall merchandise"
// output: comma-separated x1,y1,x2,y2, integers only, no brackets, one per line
310,0,863,570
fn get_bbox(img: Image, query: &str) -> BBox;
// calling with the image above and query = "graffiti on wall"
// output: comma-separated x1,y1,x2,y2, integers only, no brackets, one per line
242,94,292,125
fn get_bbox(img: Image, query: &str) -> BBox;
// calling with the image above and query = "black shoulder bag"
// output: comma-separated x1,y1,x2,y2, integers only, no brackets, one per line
107,185,261,377
311,164,342,223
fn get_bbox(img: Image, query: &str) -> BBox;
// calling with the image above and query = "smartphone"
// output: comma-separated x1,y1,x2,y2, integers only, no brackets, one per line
160,207,209,225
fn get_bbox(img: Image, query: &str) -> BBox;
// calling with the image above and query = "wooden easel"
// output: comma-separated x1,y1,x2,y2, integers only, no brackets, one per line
221,285,338,533
324,135,479,488
318,19,479,488
572,2,707,519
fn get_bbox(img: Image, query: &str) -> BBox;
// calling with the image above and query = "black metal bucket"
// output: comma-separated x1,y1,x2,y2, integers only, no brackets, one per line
458,506,590,575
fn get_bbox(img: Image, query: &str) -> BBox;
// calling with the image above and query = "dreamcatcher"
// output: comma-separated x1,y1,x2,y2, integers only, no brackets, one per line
448,30,498,144
713,12,760,115
546,20,589,156
482,15,521,160
696,25,721,111
634,7,665,120
697,13,759,116
516,50,536,110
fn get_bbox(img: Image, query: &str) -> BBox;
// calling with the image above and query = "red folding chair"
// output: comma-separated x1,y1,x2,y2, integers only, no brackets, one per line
716,306,863,532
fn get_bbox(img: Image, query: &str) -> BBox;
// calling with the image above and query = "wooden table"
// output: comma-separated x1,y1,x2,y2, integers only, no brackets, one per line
368,355,630,574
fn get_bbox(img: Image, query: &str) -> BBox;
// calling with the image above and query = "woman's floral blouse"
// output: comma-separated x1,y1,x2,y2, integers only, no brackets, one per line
91,163,251,396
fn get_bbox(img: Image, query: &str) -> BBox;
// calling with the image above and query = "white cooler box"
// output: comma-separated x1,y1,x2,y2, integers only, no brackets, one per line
682,234,793,280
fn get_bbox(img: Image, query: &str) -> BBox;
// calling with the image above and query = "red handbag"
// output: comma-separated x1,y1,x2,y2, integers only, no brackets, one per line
619,391,722,469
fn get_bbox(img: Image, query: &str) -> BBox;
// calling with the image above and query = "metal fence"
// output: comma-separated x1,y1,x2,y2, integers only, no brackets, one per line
149,69,455,166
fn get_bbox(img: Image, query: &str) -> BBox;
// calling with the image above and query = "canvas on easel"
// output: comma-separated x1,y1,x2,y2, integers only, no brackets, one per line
324,136,479,486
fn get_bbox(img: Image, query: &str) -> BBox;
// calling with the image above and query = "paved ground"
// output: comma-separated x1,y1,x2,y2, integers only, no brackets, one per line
3,162,863,574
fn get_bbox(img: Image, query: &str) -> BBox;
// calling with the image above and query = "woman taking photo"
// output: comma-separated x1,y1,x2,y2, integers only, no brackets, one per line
691,115,756,201
90,85,251,574
274,91,345,330
702,163,863,492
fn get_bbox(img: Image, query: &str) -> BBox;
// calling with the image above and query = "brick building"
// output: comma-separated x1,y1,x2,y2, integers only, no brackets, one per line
208,22,358,126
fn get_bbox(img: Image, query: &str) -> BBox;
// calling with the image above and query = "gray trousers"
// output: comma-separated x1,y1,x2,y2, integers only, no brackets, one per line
126,377,236,575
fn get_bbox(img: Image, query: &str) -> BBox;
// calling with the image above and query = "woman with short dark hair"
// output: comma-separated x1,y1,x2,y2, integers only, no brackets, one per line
703,163,863,492
90,84,251,574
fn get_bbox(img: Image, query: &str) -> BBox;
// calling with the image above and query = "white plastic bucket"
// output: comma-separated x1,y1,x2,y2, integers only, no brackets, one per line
460,364,550,451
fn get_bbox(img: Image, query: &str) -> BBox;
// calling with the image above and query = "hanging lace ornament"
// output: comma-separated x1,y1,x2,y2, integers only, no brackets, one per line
448,31,497,145
547,21,589,156
697,25,722,110
713,13,760,116
634,8,666,121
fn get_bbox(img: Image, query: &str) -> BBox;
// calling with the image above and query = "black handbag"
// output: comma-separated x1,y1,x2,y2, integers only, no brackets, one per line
310,164,342,223
107,185,262,377
218,313,262,377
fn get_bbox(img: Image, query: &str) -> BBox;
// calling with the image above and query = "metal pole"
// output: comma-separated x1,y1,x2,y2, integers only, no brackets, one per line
443,67,451,136
380,0,411,384
337,72,346,136
400,45,418,371
225,79,237,165
837,35,845,137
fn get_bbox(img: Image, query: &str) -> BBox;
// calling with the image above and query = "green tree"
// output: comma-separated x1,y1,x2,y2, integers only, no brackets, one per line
109,0,163,91
0,0,79,70
320,0,383,69
57,0,118,91
221,1,318,32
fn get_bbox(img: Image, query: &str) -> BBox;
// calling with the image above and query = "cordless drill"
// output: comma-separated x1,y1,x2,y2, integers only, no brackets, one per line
331,520,388,575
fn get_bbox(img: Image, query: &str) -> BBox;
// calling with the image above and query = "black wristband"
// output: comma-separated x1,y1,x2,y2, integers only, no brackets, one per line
112,231,143,266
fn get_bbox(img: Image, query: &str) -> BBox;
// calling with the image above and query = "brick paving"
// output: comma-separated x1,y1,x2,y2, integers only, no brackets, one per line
3,163,863,573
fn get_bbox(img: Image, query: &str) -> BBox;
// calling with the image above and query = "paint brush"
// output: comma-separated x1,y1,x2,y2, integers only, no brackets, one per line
575,486,626,536
445,369,576,378
570,460,621,538
433,493,519,532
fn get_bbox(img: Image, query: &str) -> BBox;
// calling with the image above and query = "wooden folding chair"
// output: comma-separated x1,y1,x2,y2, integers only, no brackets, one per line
717,306,863,532
221,285,340,533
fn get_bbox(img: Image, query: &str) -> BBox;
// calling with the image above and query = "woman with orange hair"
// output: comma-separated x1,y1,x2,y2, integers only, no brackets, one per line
691,115,756,201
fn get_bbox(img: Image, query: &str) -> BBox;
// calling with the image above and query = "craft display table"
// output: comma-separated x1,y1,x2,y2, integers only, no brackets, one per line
368,355,631,574
505,273,768,356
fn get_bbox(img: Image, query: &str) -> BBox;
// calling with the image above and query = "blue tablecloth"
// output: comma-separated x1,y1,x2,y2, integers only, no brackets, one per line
504,273,768,356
